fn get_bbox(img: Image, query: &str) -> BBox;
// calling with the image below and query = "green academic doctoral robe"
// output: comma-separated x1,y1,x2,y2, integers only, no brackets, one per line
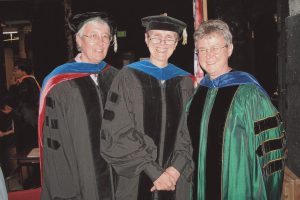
187,84,286,200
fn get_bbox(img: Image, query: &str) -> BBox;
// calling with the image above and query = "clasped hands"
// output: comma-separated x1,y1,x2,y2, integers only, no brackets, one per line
150,166,180,192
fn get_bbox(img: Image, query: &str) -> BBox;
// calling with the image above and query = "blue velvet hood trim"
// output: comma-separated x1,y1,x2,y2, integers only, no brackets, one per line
42,61,107,90
127,60,190,80
200,71,268,96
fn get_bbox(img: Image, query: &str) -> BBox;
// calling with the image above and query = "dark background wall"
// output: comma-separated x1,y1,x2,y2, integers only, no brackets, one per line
206,0,279,96
0,24,5,93
285,14,300,178
31,1,68,83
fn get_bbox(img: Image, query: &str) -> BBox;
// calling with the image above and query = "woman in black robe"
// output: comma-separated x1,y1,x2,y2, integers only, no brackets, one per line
100,14,194,200
39,12,118,200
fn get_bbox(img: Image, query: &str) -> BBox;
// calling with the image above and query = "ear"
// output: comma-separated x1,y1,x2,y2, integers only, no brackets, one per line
227,44,234,57
145,33,149,46
76,34,82,49
173,40,178,50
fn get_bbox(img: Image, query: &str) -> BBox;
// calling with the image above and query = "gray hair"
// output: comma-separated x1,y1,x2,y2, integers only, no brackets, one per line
194,19,232,45
76,17,111,51
76,17,110,37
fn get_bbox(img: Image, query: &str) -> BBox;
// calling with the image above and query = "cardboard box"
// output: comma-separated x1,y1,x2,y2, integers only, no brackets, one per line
282,167,300,200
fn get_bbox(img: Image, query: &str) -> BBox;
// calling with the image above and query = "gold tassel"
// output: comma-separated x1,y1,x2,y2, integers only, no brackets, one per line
113,34,118,52
182,28,188,45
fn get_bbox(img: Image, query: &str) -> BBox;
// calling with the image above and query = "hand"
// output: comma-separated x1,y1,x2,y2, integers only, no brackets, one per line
0,129,13,137
150,172,176,192
165,166,180,184
1,105,12,114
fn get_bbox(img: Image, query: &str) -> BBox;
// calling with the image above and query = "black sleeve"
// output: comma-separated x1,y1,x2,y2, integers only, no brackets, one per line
100,70,163,180
171,78,194,180
42,82,100,200
172,109,194,180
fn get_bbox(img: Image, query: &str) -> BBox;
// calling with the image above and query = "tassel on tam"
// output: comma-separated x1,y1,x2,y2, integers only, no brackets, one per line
182,28,188,45
113,34,118,52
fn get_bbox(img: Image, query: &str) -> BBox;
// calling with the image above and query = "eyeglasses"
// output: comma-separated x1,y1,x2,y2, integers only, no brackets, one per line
148,35,177,45
195,44,228,55
82,33,111,44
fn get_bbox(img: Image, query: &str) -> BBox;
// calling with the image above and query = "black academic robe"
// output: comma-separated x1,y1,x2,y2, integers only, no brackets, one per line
0,112,14,177
41,65,118,200
100,67,194,200
8,76,40,153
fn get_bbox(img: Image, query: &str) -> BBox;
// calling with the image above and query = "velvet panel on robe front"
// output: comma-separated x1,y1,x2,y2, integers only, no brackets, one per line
131,69,186,200
42,75,115,200
187,85,239,199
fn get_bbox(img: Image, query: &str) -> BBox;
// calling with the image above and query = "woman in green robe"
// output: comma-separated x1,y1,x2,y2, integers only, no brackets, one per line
186,19,286,199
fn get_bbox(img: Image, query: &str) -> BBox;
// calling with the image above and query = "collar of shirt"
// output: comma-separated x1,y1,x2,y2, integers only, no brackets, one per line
75,53,98,85
90,74,98,85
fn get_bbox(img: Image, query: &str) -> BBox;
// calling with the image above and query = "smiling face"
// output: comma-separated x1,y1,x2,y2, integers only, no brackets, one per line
195,32,233,80
145,30,178,68
76,21,111,64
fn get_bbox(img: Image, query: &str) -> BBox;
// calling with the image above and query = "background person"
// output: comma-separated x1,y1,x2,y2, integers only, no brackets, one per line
3,59,40,154
0,93,15,178
1,59,41,189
